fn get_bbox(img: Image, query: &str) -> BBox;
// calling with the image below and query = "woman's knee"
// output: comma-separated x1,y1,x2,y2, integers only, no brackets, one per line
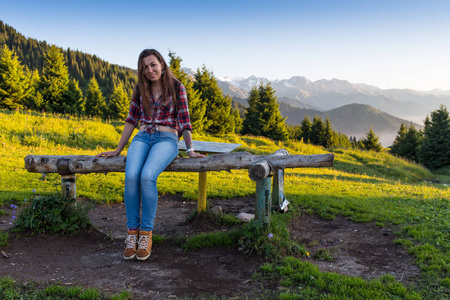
140,172,158,186
125,172,141,185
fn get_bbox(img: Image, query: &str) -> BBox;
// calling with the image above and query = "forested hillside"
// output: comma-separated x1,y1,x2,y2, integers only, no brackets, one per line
279,102,421,145
0,20,137,99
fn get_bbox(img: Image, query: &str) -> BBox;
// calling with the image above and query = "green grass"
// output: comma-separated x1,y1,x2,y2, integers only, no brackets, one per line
258,257,423,299
0,276,131,299
0,230,8,247
1,109,450,299
181,228,242,251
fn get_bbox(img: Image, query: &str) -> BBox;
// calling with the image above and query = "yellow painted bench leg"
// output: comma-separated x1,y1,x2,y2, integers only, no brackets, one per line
198,171,207,212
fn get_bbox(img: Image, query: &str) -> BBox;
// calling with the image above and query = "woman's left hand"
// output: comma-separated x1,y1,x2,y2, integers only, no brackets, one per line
188,151,206,158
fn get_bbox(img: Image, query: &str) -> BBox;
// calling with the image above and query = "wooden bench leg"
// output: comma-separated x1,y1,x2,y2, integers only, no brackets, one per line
197,171,207,212
256,177,272,229
272,169,284,208
61,174,76,201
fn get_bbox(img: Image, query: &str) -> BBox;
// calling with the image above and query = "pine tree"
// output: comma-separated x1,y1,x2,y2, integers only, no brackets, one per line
85,76,106,118
168,51,184,81
1,22,137,112
39,45,70,113
193,66,234,135
231,107,243,134
241,83,288,141
259,83,288,141
25,69,41,110
300,115,312,143
321,115,334,148
391,123,421,162
286,125,302,141
0,45,30,109
390,123,407,155
361,126,382,151
242,87,262,136
310,116,324,145
108,82,129,120
422,115,431,135
401,124,421,162
168,52,207,133
64,78,84,115
418,105,450,169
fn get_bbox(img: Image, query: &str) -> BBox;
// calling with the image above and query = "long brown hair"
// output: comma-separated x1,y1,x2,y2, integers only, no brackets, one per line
135,49,179,117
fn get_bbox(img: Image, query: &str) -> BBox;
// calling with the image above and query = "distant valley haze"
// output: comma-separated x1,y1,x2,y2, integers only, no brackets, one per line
215,74,450,146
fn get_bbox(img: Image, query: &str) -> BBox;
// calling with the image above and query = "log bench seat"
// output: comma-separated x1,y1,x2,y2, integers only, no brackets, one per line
24,141,334,226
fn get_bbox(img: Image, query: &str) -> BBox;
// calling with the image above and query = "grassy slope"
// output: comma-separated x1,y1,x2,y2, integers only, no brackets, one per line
1,109,449,298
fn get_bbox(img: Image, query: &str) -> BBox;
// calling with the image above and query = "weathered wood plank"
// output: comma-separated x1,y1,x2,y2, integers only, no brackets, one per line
178,140,241,154
24,152,334,175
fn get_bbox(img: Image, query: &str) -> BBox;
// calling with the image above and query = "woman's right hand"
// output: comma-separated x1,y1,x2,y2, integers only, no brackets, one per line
97,122,134,159
96,149,121,159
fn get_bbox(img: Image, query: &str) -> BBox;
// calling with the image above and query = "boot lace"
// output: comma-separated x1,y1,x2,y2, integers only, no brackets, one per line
125,234,137,249
138,235,150,249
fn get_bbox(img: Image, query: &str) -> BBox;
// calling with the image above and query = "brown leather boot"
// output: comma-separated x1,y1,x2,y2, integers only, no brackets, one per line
136,230,152,261
123,229,138,260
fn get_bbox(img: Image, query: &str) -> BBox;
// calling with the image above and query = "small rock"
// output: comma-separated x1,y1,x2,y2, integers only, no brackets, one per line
210,206,223,216
237,212,255,222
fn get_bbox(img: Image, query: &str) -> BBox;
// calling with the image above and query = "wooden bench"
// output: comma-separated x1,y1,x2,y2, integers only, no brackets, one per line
24,141,334,227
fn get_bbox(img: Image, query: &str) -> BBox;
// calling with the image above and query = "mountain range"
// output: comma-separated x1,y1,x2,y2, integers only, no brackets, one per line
216,75,450,146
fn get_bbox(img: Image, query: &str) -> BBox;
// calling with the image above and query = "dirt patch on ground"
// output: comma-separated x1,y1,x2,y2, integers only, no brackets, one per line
289,214,421,282
0,194,420,299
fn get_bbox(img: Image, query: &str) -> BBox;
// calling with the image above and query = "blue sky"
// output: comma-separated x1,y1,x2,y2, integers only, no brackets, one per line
1,0,450,90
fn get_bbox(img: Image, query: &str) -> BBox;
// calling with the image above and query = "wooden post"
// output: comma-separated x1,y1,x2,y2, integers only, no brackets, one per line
255,177,272,230
61,174,76,201
198,171,207,212
272,169,284,208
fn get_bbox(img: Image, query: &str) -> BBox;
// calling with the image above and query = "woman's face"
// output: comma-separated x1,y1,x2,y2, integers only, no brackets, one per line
143,54,163,84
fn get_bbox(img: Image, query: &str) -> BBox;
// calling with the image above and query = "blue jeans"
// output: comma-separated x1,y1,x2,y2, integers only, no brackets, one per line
124,131,179,231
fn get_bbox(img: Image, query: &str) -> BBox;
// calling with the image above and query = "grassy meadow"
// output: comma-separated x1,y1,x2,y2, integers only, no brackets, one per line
1,109,449,299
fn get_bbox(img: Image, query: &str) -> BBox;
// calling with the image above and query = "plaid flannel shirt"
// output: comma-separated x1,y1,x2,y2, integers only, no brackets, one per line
125,83,192,136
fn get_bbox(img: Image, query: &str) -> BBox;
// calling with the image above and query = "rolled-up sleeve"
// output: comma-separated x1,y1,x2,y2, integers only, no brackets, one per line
177,84,192,135
124,91,140,126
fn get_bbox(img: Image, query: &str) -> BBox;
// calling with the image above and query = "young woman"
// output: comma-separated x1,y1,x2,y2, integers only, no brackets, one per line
97,49,204,261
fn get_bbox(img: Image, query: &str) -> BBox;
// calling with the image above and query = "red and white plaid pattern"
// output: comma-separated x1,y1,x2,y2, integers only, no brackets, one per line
125,83,192,136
